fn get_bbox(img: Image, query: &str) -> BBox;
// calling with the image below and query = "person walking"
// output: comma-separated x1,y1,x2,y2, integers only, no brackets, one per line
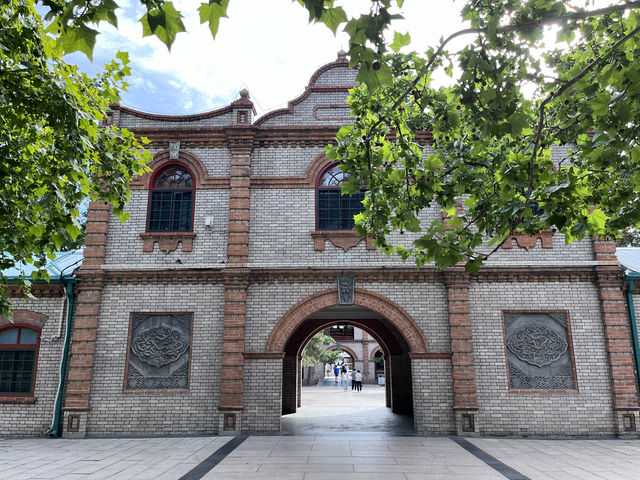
333,365,339,383
341,370,349,392
355,370,363,392
351,369,357,390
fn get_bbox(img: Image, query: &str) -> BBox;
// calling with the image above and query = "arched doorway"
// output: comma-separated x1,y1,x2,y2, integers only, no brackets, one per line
265,288,430,432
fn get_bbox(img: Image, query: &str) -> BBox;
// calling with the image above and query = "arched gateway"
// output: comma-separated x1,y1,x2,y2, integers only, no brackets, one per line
255,288,442,432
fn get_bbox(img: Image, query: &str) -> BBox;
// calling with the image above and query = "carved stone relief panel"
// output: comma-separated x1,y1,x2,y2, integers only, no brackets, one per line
338,276,354,305
503,312,575,390
126,313,192,390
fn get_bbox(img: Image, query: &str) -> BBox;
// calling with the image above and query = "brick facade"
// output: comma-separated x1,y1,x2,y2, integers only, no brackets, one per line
3,54,639,438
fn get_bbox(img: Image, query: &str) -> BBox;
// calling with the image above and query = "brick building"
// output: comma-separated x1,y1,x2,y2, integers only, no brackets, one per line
2,54,640,437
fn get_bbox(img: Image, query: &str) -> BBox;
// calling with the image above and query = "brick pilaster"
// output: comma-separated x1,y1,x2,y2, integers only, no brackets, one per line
63,200,109,437
596,266,640,436
217,127,254,420
443,270,479,434
593,238,618,265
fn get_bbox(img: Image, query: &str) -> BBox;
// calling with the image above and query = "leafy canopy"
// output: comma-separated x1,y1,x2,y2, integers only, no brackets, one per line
0,0,151,316
26,0,640,278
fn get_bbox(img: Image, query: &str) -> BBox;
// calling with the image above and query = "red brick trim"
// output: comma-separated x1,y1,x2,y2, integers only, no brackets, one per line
593,238,619,264
502,230,554,250
140,232,196,253
265,288,429,354
1,310,48,329
443,270,479,410
596,265,640,412
5,284,64,298
311,230,375,252
110,102,237,122
130,150,230,190
0,396,37,404
501,310,579,394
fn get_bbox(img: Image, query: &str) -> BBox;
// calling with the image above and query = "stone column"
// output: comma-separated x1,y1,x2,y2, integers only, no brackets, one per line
62,200,109,437
443,270,479,435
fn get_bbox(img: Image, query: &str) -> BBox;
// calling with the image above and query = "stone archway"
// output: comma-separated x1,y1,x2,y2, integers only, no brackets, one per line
271,288,429,424
266,288,429,354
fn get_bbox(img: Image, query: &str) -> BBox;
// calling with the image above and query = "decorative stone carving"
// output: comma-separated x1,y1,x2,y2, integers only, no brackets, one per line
338,276,354,305
131,327,189,368
126,313,192,390
169,141,180,160
507,323,568,367
503,312,575,390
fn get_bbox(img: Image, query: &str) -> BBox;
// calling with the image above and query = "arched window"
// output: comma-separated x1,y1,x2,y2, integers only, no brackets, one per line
0,326,40,396
147,165,195,232
316,164,365,230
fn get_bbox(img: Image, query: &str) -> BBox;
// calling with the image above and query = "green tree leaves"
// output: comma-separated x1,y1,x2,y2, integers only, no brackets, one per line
327,1,640,272
140,2,186,50
0,0,151,315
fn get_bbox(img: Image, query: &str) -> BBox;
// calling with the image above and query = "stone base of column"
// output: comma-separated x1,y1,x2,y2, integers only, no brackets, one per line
454,409,479,436
218,410,243,435
614,409,640,438
61,410,89,438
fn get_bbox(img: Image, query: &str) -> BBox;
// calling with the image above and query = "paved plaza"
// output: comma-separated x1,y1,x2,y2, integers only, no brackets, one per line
1,384,640,479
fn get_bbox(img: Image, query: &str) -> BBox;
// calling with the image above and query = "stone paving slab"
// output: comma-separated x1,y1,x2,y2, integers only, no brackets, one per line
1,434,640,479
0,436,231,480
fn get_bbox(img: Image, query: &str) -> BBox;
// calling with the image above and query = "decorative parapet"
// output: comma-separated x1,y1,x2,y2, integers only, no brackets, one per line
140,232,196,253
311,230,375,252
502,230,554,250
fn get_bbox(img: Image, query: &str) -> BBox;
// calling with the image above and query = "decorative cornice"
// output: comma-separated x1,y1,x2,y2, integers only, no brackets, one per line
110,102,237,123
5,283,65,298
93,265,602,285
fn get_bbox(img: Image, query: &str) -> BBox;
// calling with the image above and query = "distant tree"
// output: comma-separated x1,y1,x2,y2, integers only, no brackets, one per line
301,333,343,367
617,228,640,247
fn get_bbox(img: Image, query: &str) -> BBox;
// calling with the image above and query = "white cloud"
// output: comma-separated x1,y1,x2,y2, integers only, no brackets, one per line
87,0,467,115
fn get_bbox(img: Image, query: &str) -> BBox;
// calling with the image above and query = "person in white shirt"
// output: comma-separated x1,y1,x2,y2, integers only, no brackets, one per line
355,370,363,391
341,370,349,392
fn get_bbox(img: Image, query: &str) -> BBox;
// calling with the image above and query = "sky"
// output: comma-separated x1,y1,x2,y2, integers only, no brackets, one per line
65,0,465,118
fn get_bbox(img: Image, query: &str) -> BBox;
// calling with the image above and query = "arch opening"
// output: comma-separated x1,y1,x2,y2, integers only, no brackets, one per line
279,302,419,434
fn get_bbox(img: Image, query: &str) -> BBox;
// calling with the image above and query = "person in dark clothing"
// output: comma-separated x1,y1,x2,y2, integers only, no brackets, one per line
355,370,363,391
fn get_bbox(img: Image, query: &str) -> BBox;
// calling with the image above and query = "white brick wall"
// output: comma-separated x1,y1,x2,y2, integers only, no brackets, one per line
1,295,67,436
105,190,229,267
86,283,225,435
469,281,615,436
